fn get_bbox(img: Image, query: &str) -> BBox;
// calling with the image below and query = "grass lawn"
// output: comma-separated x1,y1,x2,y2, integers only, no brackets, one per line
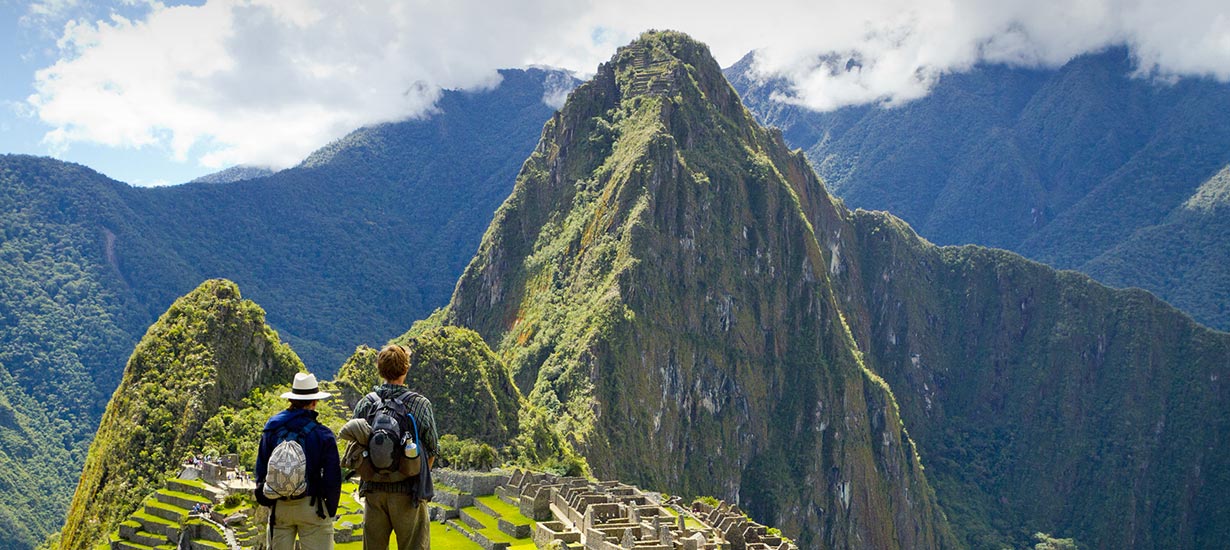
335,522,483,550
160,489,212,504
475,495,532,525
461,506,537,547
131,510,178,528
146,495,190,514
171,477,210,489
433,521,484,550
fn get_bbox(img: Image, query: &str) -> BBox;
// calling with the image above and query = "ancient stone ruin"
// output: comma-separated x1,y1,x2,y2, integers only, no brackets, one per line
434,468,798,550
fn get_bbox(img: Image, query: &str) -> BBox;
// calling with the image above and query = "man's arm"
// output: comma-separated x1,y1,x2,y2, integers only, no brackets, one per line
352,395,371,420
253,429,276,506
320,431,342,517
254,430,272,483
419,398,439,464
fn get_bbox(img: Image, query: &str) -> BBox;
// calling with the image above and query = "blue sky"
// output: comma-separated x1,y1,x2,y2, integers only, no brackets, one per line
1,1,215,185
3,0,1227,187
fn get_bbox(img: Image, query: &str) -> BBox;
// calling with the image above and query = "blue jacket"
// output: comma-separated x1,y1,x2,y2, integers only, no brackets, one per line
254,408,341,517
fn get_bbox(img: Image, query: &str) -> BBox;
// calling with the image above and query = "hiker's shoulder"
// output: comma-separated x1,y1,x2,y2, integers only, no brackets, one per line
261,409,293,431
405,390,434,409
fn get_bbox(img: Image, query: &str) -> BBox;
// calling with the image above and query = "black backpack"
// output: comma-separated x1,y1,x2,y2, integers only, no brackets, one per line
358,391,423,483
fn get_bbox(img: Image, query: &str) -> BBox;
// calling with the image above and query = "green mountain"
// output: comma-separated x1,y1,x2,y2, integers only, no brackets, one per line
0,158,154,549
335,325,522,447
0,68,572,549
439,31,1230,548
834,214,1230,548
444,31,955,548
66,284,539,550
58,279,300,550
726,48,1230,331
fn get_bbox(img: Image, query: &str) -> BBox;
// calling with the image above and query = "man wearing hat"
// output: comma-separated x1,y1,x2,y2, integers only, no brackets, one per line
255,372,342,550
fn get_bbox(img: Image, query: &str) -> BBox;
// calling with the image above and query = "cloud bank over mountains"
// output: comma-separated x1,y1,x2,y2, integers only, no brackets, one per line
26,0,1230,170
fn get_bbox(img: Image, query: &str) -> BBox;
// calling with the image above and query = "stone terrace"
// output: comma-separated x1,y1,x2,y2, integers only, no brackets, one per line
442,469,799,550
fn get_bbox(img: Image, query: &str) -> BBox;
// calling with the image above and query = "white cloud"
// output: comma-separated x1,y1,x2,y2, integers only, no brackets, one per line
26,0,1230,169
736,0,1230,111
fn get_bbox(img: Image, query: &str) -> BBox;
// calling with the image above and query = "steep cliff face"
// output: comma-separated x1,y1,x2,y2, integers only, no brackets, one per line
829,211,1230,548
58,279,300,550
447,31,955,549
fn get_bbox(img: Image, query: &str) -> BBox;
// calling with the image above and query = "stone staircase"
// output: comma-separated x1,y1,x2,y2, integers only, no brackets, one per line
619,43,680,97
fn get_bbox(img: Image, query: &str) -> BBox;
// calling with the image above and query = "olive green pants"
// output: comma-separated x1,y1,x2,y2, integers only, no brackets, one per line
269,497,334,550
363,492,429,550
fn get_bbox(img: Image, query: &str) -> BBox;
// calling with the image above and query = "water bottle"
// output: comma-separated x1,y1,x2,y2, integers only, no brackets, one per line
404,439,419,459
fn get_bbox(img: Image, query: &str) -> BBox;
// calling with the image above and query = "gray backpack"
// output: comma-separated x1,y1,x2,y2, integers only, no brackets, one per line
358,392,422,483
263,421,314,499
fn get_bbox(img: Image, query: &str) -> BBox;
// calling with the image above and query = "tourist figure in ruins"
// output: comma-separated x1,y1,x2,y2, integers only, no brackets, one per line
351,343,438,550
255,372,342,550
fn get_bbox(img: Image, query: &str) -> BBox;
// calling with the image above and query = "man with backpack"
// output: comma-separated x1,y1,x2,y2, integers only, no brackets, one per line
255,372,342,550
351,343,438,550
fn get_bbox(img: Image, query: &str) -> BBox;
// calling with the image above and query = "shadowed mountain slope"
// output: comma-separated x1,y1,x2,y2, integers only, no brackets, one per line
727,49,1230,331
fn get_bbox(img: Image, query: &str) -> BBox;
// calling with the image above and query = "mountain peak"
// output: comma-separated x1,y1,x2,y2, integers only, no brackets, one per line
607,30,714,98
568,30,747,128
445,31,953,548
58,279,301,550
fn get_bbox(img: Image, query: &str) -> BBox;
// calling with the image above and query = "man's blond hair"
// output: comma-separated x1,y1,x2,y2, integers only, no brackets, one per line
376,344,410,381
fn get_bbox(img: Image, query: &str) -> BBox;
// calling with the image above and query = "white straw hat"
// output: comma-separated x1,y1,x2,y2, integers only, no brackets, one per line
280,372,333,400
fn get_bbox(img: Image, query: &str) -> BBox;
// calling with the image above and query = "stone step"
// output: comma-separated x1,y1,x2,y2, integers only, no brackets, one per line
495,485,519,506
166,479,225,502
127,530,169,548
155,489,211,511
144,501,186,523
135,517,180,541
428,503,459,522
460,509,486,532
445,519,509,550
433,487,473,509
113,540,155,550
190,519,228,543
474,500,501,519
497,518,531,539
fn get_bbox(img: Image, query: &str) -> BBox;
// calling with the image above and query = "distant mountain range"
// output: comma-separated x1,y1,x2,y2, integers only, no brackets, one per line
189,166,276,184
726,47,1230,331
435,32,1230,548
6,32,1230,550
0,67,574,550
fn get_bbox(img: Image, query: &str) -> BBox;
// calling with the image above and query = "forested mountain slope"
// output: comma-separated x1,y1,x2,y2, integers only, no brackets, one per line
727,48,1230,330
0,67,573,550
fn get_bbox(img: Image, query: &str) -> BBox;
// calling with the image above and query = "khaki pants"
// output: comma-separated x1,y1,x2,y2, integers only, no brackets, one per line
269,497,334,550
363,492,429,550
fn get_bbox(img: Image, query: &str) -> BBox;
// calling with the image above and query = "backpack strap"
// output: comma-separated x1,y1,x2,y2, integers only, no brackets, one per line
275,416,317,443
365,392,384,410
390,391,416,405
390,392,420,439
